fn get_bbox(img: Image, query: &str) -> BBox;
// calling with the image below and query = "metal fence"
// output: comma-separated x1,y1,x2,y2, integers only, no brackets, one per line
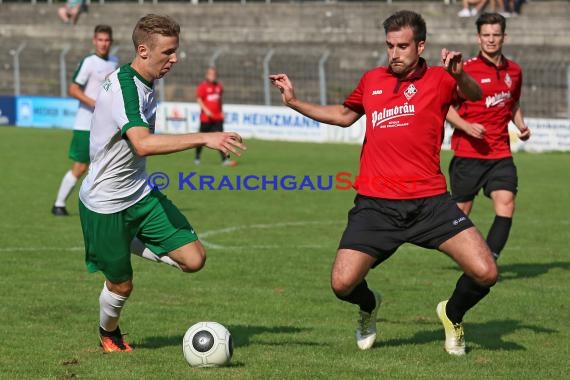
1,42,568,119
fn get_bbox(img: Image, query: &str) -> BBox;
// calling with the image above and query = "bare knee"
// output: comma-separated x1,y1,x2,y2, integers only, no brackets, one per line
492,190,516,217
470,260,498,287
106,280,133,297
495,201,515,218
72,162,88,178
179,253,206,273
441,227,498,287
331,275,355,297
330,266,361,297
330,249,375,297
172,242,207,273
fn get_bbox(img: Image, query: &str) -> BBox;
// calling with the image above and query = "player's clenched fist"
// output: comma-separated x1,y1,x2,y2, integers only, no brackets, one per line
269,74,296,106
441,48,464,77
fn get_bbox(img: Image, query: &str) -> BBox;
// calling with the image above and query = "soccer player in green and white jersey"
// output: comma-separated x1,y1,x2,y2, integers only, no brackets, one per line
52,25,119,216
78,14,246,352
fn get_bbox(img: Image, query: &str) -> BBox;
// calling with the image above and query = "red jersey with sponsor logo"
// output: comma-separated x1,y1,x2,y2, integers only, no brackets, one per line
196,80,224,123
451,54,522,159
343,58,458,199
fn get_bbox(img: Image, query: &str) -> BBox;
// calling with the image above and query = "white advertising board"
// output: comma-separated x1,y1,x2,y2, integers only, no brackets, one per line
157,103,569,152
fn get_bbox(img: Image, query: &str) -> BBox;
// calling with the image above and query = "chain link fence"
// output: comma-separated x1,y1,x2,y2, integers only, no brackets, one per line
1,40,567,118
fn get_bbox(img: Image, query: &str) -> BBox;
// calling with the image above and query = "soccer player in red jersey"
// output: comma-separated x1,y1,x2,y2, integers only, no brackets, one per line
446,13,531,262
195,67,237,166
271,10,497,356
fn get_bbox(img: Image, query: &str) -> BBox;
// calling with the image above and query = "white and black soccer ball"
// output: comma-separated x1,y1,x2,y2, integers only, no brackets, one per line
182,321,233,367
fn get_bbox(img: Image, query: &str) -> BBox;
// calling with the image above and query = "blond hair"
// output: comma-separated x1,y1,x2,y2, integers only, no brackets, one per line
132,14,180,50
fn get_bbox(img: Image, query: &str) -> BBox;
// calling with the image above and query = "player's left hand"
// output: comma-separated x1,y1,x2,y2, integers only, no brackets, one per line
441,48,464,77
465,122,486,139
204,132,246,157
269,73,296,107
518,126,531,141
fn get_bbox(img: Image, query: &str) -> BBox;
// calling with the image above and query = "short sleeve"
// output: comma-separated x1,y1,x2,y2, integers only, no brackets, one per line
72,57,91,87
343,75,366,115
115,81,149,136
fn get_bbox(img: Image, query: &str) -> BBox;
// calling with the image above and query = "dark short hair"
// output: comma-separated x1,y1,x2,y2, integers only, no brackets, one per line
383,10,427,43
94,24,113,40
132,14,180,49
475,12,507,34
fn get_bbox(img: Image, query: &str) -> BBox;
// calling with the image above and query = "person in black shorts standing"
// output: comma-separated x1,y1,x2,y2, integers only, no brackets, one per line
195,67,237,167
271,10,497,356
446,13,531,261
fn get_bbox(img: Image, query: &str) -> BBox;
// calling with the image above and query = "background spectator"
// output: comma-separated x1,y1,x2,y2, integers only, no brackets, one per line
458,0,488,17
505,0,527,15
58,0,87,25
195,67,237,167
458,0,507,17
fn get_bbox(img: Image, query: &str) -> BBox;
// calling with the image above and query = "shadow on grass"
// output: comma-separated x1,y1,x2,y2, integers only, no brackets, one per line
136,325,315,349
377,318,557,352
445,261,570,281
498,261,570,281
229,325,320,347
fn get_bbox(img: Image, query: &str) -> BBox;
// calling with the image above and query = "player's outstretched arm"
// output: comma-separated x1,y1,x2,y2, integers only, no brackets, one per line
441,48,482,102
446,107,486,139
126,126,246,157
269,73,360,128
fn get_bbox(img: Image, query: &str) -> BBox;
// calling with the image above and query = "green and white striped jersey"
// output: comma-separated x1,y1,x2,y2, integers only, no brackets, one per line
79,64,156,214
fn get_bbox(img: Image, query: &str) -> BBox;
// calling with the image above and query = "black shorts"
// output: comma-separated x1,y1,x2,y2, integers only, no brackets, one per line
449,156,518,203
199,120,224,133
338,193,474,266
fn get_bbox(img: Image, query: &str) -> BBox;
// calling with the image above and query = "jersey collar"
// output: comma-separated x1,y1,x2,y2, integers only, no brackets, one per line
124,63,154,89
478,52,509,70
389,57,427,93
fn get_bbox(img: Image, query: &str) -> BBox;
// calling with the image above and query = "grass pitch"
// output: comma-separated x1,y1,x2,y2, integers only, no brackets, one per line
0,127,568,379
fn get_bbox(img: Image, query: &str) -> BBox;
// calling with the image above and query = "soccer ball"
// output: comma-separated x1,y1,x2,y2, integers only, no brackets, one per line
182,321,233,367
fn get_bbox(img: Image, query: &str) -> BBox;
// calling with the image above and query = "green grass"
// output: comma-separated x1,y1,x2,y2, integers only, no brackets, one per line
0,126,568,380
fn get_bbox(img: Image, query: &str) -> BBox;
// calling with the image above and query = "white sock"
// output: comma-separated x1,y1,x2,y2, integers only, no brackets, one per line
54,170,78,207
130,237,182,270
99,282,128,332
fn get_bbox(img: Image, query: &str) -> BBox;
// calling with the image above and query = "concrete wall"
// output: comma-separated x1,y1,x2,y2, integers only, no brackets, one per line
1,1,569,117
1,1,569,48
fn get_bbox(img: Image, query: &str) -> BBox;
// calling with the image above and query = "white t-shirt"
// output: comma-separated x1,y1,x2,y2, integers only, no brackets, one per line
79,64,156,214
72,53,119,131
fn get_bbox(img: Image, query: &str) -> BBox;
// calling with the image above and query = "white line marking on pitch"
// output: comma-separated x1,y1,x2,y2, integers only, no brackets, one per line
0,220,341,253
199,220,340,250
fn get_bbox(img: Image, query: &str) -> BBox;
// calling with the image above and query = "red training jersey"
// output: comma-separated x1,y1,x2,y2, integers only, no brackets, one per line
343,58,458,199
451,53,522,159
196,80,224,123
